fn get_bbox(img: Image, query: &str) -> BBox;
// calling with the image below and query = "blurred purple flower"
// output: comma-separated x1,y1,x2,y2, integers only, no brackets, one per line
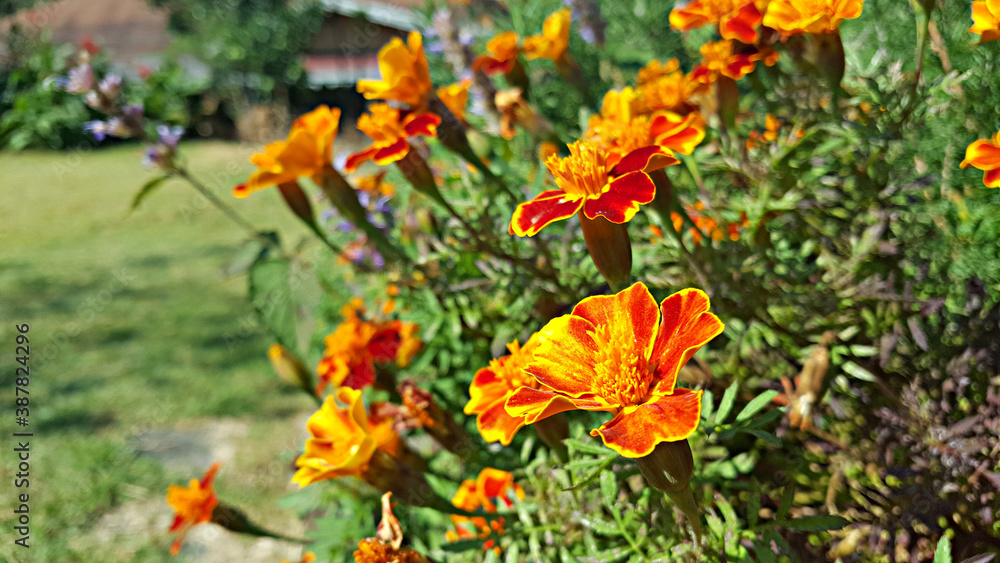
83,118,123,141
157,124,184,148
65,64,94,94
98,74,121,99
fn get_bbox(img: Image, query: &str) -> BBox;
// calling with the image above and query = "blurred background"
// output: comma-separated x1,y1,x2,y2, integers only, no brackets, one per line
0,0,423,560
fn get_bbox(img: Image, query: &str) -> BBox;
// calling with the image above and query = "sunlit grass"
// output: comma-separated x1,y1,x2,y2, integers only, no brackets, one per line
0,141,319,562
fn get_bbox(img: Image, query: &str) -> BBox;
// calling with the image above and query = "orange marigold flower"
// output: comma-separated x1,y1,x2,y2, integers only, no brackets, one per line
763,0,863,35
449,468,524,548
355,493,429,563
523,8,571,62
473,31,522,74
345,104,440,172
538,141,559,163
509,141,678,237
691,40,760,84
436,79,472,123
669,0,764,44
636,58,682,86
465,338,541,445
316,299,422,393
233,105,339,198
166,462,221,555
505,282,724,458
970,0,1000,43
636,69,704,115
293,387,401,487
281,553,317,563
960,129,1000,188
357,31,433,109
587,88,706,157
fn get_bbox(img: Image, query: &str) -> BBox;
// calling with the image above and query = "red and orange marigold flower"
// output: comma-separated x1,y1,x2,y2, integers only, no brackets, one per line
166,462,221,555
473,31,522,74
357,31,433,110
465,338,542,445
448,468,523,550
763,0,864,35
316,299,421,394
509,141,677,237
960,129,1000,188
970,0,1000,44
523,8,572,62
293,387,402,487
587,87,706,158
233,105,339,198
345,103,440,172
669,0,764,44
505,282,724,458
691,40,771,84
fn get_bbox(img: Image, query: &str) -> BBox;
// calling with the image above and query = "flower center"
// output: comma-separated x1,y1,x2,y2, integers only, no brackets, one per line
600,117,654,157
494,341,537,391
546,141,611,198
589,322,653,406
358,104,406,146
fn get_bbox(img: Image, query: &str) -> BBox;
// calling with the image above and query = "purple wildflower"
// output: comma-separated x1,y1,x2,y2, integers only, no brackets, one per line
157,124,184,148
65,64,94,94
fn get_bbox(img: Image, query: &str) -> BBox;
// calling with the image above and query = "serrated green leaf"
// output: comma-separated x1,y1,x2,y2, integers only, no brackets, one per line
715,382,739,424
564,455,616,492
131,175,170,211
736,390,778,422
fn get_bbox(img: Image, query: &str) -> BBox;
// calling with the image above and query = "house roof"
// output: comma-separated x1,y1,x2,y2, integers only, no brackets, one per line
320,0,420,31
0,0,171,69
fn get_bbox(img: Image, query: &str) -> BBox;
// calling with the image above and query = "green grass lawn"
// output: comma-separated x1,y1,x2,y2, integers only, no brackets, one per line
0,142,323,562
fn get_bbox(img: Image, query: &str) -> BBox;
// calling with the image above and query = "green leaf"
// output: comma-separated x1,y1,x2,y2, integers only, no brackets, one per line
715,382,739,424
933,536,951,563
130,176,170,211
701,389,715,421
775,514,848,531
843,360,878,382
565,438,611,456
599,471,617,506
564,455,617,492
736,390,779,423
776,485,795,520
585,548,631,562
248,257,298,352
747,481,761,528
580,515,622,536
441,539,487,553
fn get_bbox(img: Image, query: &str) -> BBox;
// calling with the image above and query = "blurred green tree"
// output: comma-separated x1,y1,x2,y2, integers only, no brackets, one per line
148,0,323,102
